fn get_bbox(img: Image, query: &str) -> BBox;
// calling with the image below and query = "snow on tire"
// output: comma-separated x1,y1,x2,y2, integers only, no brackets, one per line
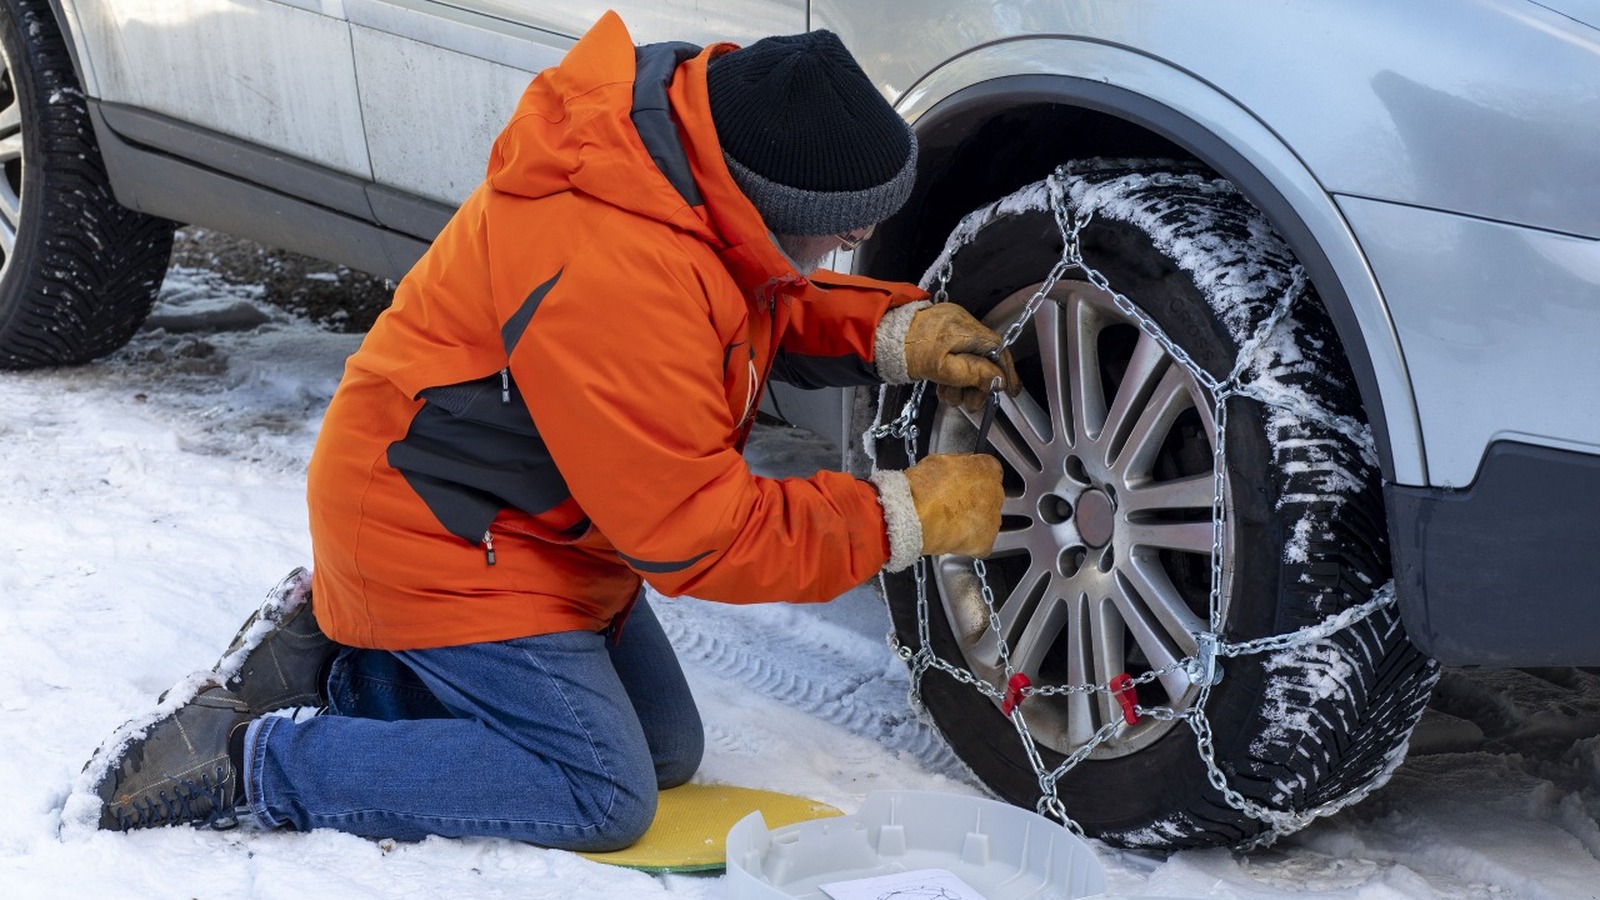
877,160,1439,849
0,0,173,368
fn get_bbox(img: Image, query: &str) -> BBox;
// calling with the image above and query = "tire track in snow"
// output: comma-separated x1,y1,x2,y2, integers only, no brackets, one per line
653,594,968,779
1415,666,1600,868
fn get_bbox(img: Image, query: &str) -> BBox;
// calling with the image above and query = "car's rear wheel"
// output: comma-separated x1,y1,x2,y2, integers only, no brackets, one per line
878,161,1438,849
0,0,173,368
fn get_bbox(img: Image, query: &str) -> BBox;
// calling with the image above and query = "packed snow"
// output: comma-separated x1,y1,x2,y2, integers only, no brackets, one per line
3,261,1600,898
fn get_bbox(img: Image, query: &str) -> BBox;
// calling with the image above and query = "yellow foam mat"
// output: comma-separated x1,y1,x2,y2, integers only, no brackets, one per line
577,783,842,872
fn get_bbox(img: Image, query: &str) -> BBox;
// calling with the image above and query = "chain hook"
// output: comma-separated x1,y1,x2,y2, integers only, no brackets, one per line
1187,632,1224,686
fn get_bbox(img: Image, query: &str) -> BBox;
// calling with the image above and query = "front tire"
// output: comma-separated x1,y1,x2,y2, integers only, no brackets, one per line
0,0,173,368
879,161,1438,849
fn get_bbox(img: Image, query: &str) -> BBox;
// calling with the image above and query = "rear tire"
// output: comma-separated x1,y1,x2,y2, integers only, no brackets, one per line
879,160,1438,849
0,0,173,368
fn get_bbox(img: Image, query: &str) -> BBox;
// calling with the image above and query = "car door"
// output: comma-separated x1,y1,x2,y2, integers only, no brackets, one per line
344,0,805,234
67,0,369,179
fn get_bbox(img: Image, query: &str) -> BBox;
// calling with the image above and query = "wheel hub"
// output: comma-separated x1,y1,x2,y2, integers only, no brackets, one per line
1075,489,1115,548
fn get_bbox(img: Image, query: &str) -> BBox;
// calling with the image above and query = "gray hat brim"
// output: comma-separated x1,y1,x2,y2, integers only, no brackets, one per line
724,133,918,236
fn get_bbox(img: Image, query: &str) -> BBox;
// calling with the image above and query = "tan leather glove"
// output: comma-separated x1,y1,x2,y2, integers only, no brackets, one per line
904,304,1022,412
905,453,1004,558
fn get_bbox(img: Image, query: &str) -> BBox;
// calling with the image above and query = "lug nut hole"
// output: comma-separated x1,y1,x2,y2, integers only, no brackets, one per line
1065,455,1091,485
1038,494,1073,525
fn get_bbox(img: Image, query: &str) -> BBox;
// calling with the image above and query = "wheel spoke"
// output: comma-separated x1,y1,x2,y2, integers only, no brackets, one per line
1099,332,1168,467
1122,472,1215,517
1062,594,1099,746
1121,554,1208,644
1033,300,1068,446
0,89,17,259
998,492,1034,521
1110,574,1197,703
0,100,21,142
970,391,1049,475
975,562,1051,664
1088,596,1128,725
1008,583,1069,675
0,181,20,232
1109,364,1195,479
989,516,1056,564
1065,295,1106,447
1127,518,1216,555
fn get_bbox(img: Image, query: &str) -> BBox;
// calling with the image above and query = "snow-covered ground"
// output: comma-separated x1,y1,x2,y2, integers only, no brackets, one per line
3,264,1600,898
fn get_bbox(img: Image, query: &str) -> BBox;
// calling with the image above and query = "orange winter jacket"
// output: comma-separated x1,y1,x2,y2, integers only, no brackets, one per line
306,12,927,650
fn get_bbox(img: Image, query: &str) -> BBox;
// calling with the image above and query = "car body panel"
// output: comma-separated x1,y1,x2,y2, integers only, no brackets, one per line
1528,0,1600,27
1342,197,1600,487
60,0,370,178
430,0,804,45
345,0,805,214
347,1,558,207
821,0,1600,240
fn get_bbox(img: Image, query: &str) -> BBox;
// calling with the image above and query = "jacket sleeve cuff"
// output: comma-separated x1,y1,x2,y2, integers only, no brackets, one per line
872,300,930,384
869,468,923,573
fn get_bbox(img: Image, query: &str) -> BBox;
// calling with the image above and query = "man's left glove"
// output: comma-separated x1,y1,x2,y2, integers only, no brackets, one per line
904,303,1021,411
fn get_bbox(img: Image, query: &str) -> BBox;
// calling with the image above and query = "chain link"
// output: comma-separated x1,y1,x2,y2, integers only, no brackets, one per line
880,166,1401,847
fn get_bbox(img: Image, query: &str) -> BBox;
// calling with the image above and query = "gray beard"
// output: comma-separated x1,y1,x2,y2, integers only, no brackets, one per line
772,233,833,275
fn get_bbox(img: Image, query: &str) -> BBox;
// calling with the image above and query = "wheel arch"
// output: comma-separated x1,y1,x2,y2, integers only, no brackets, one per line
861,43,1424,485
36,1,96,89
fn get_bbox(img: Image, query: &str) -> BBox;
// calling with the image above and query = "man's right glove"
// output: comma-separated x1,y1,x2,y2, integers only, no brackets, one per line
870,453,1004,572
875,301,1021,412
905,303,1021,411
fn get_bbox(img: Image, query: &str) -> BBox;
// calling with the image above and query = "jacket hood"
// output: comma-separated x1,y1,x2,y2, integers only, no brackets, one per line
486,11,792,279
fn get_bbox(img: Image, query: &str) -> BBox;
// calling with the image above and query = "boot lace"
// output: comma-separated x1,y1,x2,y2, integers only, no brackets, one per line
113,763,239,831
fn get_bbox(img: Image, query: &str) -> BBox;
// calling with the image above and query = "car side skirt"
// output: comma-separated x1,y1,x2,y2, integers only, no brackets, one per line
86,100,447,283
1389,441,1600,666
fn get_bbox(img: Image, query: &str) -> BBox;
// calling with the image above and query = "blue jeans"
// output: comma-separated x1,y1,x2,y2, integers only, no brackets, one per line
242,597,704,850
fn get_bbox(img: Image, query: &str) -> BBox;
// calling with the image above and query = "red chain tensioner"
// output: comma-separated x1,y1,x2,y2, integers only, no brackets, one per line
1001,672,1031,716
1110,673,1140,725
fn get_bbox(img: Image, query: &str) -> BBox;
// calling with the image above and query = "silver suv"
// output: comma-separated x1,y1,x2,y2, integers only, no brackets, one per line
6,0,1597,850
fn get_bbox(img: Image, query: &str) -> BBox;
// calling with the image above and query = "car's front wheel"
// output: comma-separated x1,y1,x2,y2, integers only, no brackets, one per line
0,0,173,368
877,161,1438,849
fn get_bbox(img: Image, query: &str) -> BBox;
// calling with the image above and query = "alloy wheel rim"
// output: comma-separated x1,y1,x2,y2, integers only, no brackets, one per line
927,279,1233,759
0,38,23,275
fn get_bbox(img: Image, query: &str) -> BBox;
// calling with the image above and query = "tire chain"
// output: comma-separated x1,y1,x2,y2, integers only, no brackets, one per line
870,164,1400,848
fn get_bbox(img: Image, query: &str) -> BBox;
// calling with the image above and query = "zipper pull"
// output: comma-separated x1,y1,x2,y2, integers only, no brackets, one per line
500,368,511,404
483,530,496,566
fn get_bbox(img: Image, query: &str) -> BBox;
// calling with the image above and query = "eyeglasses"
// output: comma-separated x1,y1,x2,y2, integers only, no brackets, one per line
835,224,875,252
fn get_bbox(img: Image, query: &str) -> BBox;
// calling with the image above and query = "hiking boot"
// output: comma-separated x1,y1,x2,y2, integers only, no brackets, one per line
216,567,336,712
94,681,251,831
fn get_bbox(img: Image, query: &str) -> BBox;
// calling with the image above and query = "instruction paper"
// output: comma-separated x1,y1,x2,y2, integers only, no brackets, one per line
818,867,988,900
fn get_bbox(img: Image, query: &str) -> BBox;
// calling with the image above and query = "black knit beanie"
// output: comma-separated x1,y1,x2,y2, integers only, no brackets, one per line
707,30,917,236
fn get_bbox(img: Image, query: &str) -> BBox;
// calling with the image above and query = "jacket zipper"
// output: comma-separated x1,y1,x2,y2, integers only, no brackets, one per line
483,530,496,565
742,293,781,436
739,348,758,426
